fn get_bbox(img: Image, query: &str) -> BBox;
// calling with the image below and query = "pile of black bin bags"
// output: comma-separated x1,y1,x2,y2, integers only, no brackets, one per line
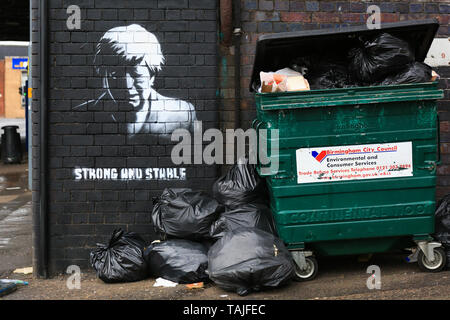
90,161,296,296
290,32,433,90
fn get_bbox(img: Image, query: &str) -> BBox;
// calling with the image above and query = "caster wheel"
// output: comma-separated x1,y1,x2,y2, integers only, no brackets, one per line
417,247,446,273
293,256,318,281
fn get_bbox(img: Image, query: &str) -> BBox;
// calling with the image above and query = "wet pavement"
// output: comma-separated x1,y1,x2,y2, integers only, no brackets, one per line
0,161,449,300
1,251,450,300
0,162,32,275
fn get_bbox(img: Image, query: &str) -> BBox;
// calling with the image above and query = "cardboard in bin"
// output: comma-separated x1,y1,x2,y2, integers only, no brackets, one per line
249,19,440,92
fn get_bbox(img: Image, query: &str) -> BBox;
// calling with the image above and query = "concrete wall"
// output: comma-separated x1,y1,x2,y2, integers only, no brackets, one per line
0,44,29,60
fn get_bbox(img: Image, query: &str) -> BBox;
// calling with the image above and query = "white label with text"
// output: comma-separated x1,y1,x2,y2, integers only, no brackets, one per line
296,142,413,184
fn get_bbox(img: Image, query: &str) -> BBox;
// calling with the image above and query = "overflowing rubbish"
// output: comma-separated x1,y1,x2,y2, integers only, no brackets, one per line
258,32,437,92
89,163,292,295
213,160,268,209
152,188,224,241
209,203,276,240
90,229,148,283
144,239,209,284
207,227,295,296
153,277,178,287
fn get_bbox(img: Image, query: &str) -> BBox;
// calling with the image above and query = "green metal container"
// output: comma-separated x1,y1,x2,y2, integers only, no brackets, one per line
255,82,443,256
250,20,446,279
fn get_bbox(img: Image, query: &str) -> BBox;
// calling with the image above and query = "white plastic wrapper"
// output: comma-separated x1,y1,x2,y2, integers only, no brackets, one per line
259,68,310,93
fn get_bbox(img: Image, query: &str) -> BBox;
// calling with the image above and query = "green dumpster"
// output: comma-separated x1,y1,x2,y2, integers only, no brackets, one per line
250,20,446,280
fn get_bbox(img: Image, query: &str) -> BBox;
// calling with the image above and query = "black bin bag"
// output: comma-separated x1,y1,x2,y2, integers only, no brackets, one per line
144,239,209,284
90,229,148,283
152,188,224,240
348,33,415,84
291,56,353,89
433,195,450,268
210,203,277,240
208,227,295,296
308,62,351,89
380,62,432,86
213,160,267,209
434,194,450,246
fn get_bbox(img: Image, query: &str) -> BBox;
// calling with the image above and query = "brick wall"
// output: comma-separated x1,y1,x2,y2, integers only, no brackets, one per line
32,0,219,274
32,0,450,275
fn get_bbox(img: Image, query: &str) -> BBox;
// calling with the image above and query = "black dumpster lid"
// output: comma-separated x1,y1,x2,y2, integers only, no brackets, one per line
249,19,440,92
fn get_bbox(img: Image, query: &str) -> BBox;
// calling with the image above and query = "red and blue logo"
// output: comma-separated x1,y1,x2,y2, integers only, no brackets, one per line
312,150,327,163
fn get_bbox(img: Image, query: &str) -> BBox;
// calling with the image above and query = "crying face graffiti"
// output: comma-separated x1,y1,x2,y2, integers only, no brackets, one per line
105,64,154,111
74,24,197,136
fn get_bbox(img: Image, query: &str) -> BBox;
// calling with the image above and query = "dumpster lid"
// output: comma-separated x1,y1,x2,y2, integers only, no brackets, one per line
249,19,440,92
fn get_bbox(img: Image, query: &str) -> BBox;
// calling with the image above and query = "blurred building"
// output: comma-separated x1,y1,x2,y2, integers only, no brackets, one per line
0,42,28,118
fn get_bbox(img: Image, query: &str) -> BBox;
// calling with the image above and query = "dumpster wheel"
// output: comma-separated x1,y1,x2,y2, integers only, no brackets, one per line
417,247,446,273
293,256,318,281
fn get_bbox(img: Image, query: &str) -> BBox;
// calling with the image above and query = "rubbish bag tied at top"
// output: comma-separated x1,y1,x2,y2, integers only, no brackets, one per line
152,188,224,241
213,160,267,209
209,203,277,240
144,239,209,284
208,227,295,296
348,33,415,84
90,229,148,283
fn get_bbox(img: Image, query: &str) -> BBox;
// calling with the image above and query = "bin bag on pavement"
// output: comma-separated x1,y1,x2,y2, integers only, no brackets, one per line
380,62,432,86
348,33,415,84
433,194,450,247
152,188,224,241
209,203,277,240
90,229,148,283
212,160,267,209
144,239,209,284
207,227,295,296
433,194,450,269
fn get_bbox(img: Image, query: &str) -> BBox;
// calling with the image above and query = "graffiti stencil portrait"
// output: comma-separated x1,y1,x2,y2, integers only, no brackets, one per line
75,24,197,137
72,24,202,181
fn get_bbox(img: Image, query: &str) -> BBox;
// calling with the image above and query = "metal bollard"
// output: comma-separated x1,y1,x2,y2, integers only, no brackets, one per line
1,125,22,164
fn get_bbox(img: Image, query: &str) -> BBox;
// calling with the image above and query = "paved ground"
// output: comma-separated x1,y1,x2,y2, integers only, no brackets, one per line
1,161,450,300
1,252,450,300
0,161,31,275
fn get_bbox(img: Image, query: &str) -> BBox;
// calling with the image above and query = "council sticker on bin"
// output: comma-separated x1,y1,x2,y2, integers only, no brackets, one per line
296,142,413,184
